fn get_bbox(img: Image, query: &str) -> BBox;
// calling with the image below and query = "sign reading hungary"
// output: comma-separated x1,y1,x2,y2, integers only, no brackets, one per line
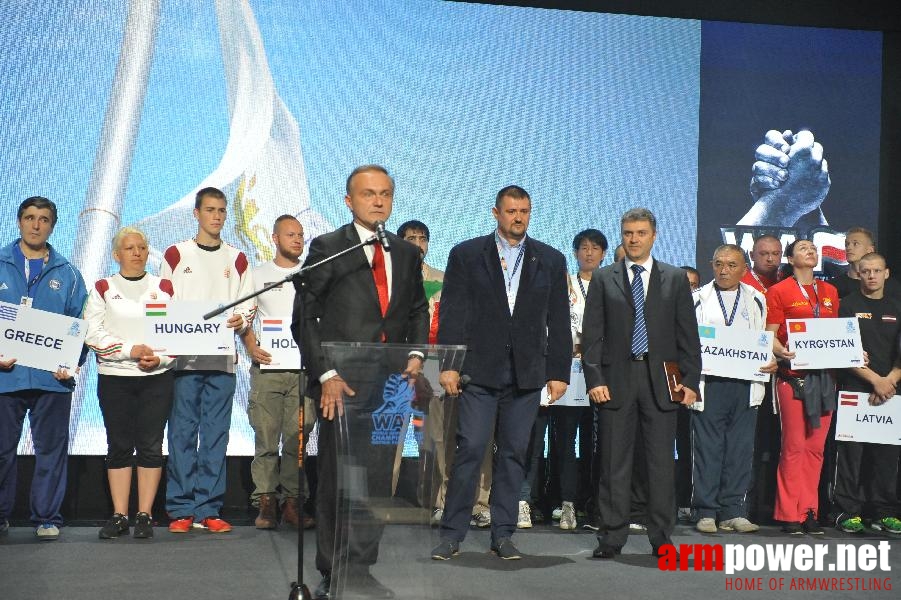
144,301,234,355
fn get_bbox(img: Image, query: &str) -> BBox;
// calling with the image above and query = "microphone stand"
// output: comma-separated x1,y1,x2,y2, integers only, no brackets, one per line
201,234,378,600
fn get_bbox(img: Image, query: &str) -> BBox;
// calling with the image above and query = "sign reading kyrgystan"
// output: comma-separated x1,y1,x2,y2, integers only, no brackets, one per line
258,316,300,370
144,301,234,355
0,300,86,372
835,391,901,445
698,324,773,382
543,358,587,407
787,317,864,370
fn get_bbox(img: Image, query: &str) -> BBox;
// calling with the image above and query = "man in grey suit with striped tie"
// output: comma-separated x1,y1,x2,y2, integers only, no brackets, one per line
581,208,701,559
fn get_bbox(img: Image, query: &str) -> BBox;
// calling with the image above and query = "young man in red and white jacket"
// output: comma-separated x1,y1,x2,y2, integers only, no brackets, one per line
159,187,255,533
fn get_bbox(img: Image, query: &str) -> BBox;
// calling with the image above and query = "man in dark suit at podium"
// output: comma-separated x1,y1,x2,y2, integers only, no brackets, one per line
431,185,571,561
293,164,429,599
582,207,701,559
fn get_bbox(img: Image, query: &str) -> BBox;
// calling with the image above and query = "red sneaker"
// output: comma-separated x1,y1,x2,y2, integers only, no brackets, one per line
168,516,193,533
197,517,232,533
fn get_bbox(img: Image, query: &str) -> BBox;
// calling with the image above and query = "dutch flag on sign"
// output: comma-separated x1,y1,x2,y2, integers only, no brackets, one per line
0,304,18,322
262,319,283,332
840,393,858,407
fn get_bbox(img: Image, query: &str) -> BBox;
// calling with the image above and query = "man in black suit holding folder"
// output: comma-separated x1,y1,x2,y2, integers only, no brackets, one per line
582,207,701,558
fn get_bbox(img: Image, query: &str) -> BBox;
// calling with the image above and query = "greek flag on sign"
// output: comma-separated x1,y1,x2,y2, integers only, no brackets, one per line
0,303,19,322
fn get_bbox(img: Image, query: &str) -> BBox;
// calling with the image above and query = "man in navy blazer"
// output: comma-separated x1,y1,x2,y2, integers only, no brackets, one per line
431,185,571,561
582,207,701,559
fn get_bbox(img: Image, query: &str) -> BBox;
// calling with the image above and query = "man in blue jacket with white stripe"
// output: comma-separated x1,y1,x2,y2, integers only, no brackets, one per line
0,197,87,540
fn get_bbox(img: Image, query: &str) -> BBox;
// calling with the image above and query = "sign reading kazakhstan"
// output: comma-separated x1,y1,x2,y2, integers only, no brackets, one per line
698,324,774,381
786,317,864,370
257,316,301,370
835,391,901,445
144,301,234,355
0,301,86,372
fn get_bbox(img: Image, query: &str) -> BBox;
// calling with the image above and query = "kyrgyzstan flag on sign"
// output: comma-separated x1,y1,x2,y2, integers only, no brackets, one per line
789,321,807,333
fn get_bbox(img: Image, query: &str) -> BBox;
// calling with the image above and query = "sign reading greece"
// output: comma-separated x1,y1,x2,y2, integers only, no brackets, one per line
835,391,901,445
786,317,864,370
144,301,234,355
543,358,587,406
698,324,773,382
258,316,300,370
0,301,86,372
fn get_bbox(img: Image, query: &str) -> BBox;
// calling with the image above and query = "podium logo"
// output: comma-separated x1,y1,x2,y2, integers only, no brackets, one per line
371,374,424,446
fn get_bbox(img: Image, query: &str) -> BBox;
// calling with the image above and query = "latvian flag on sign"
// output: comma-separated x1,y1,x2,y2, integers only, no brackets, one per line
840,393,859,407
262,319,283,332
789,321,807,333
146,303,167,317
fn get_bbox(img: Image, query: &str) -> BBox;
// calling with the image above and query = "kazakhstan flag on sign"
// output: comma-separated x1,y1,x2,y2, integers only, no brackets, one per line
698,325,716,339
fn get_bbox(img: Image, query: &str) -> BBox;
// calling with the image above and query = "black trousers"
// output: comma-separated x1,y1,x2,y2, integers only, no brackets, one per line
833,440,901,519
98,371,174,469
595,360,677,550
440,379,541,543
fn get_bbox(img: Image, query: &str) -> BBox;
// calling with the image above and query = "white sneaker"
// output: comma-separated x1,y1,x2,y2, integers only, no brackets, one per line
517,501,532,529
430,508,443,527
719,517,759,533
696,517,718,533
559,502,576,530
35,523,59,540
551,506,563,521
470,510,491,528
628,522,647,533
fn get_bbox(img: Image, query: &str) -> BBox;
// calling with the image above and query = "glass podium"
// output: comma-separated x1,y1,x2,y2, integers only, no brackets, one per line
317,342,466,600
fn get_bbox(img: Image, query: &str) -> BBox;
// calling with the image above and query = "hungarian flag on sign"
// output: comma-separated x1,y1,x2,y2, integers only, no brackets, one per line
789,321,806,333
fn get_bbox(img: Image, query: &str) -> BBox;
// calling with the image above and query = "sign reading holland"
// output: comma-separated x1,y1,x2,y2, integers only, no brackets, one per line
258,316,301,370
698,324,774,381
0,300,86,372
786,317,864,370
144,301,234,355
835,391,901,445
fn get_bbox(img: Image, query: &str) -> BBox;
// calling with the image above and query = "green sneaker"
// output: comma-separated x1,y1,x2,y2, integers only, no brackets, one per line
838,515,864,534
871,517,901,534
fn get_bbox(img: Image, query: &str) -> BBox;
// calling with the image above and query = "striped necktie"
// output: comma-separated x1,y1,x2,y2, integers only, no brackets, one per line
630,264,648,355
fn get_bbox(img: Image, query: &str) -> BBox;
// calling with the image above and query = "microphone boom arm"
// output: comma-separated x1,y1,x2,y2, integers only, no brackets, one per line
202,234,378,320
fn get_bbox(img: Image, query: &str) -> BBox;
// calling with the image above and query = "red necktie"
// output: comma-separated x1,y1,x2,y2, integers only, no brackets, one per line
372,243,389,317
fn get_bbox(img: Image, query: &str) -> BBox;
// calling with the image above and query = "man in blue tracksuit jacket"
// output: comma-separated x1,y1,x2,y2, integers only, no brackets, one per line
0,197,87,540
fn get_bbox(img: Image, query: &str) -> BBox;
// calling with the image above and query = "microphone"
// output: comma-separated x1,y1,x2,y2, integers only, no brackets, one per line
374,220,391,252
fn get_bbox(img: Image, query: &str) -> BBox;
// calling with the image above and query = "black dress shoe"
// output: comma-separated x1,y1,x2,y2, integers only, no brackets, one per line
313,573,331,600
592,544,621,559
491,537,523,560
344,569,395,599
652,544,678,559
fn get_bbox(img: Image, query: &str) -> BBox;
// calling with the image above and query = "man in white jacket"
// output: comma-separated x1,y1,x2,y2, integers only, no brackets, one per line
690,244,777,534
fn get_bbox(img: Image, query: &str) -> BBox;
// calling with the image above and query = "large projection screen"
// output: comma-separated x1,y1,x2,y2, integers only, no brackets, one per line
0,0,880,455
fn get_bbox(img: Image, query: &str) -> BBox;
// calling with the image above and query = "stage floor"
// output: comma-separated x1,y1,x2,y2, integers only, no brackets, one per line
1,522,898,599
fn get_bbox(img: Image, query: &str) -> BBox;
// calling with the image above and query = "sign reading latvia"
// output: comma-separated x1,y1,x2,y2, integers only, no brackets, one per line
786,317,864,370
144,301,234,355
257,316,300,370
543,358,587,407
698,324,773,382
0,300,86,372
835,391,901,445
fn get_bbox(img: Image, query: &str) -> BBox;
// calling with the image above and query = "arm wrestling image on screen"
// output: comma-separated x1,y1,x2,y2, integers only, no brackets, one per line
738,129,831,230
